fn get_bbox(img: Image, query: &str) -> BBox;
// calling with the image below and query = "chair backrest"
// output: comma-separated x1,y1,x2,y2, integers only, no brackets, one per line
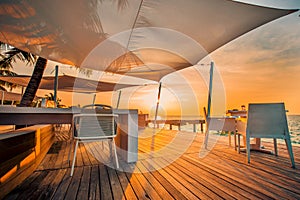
236,120,246,136
74,114,117,138
82,104,112,110
221,118,236,132
207,118,236,132
73,104,117,138
204,107,236,132
247,103,289,138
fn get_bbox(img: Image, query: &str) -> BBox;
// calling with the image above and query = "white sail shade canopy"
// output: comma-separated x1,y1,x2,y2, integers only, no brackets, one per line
0,75,139,93
0,0,296,81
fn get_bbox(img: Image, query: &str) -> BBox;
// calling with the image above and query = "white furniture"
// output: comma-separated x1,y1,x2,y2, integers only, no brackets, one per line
236,120,246,153
0,106,138,164
246,103,295,168
203,107,236,148
70,113,119,176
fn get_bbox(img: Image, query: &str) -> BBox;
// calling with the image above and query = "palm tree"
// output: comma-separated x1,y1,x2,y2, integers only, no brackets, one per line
0,42,47,107
0,42,19,91
45,92,62,107
20,57,47,106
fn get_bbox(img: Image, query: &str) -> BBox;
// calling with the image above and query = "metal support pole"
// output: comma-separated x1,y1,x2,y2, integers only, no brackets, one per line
1,91,4,105
92,93,96,105
116,90,122,109
53,65,59,108
207,62,214,117
154,82,162,129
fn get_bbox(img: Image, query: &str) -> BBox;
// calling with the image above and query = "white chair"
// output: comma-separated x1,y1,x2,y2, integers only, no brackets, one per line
203,107,236,148
246,103,295,168
236,120,246,153
70,107,119,176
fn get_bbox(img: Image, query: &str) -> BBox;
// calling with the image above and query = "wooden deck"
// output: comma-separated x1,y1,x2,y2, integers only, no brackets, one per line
3,127,300,200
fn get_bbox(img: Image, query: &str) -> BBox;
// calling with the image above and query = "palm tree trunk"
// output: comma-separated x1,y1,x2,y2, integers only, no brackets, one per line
19,57,47,107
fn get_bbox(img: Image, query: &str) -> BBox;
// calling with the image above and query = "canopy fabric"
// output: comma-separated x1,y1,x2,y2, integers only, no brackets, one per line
0,0,296,81
0,75,138,93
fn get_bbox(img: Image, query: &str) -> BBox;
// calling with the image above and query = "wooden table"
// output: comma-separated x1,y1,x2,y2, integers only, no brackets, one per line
0,106,138,163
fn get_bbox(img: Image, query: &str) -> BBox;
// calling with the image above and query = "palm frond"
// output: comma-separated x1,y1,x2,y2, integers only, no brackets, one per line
0,85,7,91
17,50,37,64
79,68,93,77
0,56,15,70
0,69,18,76
0,80,18,91
5,48,37,65
45,92,55,100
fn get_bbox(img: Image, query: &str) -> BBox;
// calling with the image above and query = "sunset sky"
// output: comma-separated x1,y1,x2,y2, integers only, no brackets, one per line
10,0,300,116
213,0,300,115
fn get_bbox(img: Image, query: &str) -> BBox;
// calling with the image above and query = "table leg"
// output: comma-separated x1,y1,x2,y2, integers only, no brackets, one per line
239,138,273,154
250,138,273,154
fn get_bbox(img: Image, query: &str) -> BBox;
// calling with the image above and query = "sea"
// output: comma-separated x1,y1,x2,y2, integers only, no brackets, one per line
287,115,300,145
149,115,300,146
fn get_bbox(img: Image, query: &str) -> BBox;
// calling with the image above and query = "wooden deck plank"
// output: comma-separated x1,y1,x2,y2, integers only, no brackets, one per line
210,149,300,193
50,168,73,200
139,131,300,200
152,157,214,199
75,143,84,167
61,141,73,169
85,141,111,166
64,167,83,199
204,140,300,180
15,171,48,200
165,163,219,199
3,170,41,200
140,160,188,200
127,166,163,200
53,141,68,169
76,166,91,200
107,166,125,200
89,165,101,200
99,164,113,200
142,158,199,199
28,170,58,200
185,140,300,199
115,169,138,200
183,154,295,199
41,169,67,200
167,159,236,200
172,158,251,199
120,162,151,200
135,161,175,199
80,143,93,167
3,129,300,200
92,141,112,166
82,142,99,166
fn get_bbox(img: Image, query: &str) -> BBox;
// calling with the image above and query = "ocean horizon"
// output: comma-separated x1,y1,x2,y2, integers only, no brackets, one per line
1,115,299,145
148,115,300,145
